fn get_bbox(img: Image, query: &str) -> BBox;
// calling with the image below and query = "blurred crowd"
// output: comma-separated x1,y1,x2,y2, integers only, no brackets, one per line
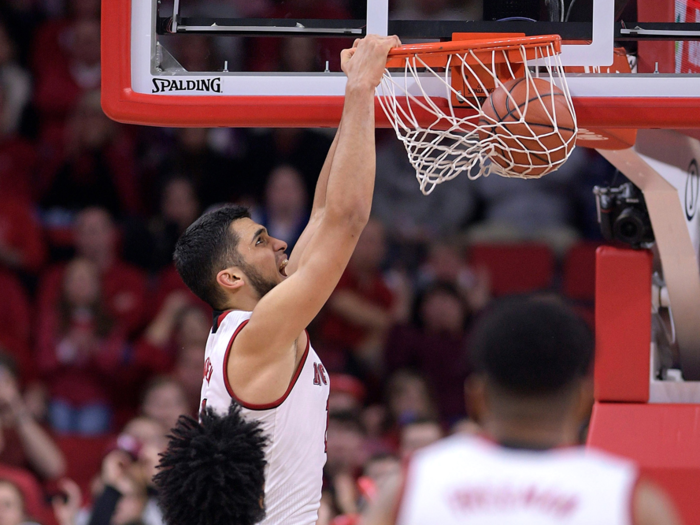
0,0,616,524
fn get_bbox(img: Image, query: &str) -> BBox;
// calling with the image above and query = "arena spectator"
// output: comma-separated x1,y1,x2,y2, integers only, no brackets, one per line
85,416,168,525
0,80,37,203
0,20,31,138
40,91,139,217
139,377,190,432
0,352,66,480
134,299,209,414
362,453,400,489
366,369,439,452
417,240,491,314
36,257,127,435
0,274,31,378
385,282,473,423
398,418,443,460
31,0,101,146
170,330,209,415
246,0,350,72
144,177,201,272
278,37,322,72
0,78,46,273
170,34,221,72
384,370,438,426
0,478,41,525
154,128,244,212
133,293,197,376
242,128,333,200
325,412,368,517
38,207,148,336
328,374,366,416
253,165,310,251
390,0,482,21
52,478,83,525
318,219,395,376
0,197,46,275
150,266,210,322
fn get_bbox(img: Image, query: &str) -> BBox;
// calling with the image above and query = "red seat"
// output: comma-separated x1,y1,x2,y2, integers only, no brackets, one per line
469,243,555,297
55,434,116,499
563,241,601,301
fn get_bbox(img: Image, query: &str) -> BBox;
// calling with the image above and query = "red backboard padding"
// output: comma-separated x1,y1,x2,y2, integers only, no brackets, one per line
594,247,651,403
469,243,554,297
588,402,700,525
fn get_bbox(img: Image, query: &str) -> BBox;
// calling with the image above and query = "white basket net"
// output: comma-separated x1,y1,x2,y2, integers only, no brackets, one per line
376,39,578,195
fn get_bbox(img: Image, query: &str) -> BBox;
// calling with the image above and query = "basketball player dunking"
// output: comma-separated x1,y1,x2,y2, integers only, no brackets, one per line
363,297,683,525
172,35,401,525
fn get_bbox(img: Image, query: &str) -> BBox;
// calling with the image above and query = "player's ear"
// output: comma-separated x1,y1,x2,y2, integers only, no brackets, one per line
464,375,487,425
216,268,245,293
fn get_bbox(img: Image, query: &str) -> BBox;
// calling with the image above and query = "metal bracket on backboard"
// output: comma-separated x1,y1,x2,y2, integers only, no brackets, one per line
559,0,613,66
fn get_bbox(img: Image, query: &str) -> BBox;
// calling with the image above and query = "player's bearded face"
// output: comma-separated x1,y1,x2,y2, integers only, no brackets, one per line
238,257,279,299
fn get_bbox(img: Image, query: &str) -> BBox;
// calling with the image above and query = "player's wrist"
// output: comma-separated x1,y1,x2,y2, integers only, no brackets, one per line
345,79,376,98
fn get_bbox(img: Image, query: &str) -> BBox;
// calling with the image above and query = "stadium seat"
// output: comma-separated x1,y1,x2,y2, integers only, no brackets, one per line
563,241,601,301
468,243,555,297
55,434,116,500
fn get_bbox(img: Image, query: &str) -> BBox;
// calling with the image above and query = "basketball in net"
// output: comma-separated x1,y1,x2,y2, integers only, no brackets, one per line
377,35,578,194
478,77,576,178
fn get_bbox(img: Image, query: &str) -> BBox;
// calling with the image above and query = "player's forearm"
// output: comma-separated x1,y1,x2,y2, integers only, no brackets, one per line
324,83,376,228
310,125,341,218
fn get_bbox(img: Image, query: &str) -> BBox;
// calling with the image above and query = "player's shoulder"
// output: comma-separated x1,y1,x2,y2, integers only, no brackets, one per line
217,309,253,331
411,434,489,466
574,444,639,473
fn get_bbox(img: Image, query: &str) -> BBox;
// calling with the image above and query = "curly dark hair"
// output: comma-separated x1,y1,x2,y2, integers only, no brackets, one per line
154,403,268,525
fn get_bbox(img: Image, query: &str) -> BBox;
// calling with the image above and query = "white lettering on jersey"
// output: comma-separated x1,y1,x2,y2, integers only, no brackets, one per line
200,310,330,525
397,435,638,525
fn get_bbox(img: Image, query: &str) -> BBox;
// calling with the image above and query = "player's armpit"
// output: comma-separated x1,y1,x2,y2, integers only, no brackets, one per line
229,217,364,403
360,471,403,525
632,479,684,525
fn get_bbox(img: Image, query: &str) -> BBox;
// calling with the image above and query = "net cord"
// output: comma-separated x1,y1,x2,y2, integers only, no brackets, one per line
376,42,578,195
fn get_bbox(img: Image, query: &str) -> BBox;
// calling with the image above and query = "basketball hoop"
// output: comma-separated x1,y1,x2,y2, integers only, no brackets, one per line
378,34,578,195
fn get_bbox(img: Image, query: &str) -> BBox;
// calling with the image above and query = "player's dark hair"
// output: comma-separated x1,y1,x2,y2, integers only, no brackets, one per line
154,403,268,525
173,205,250,309
470,296,594,396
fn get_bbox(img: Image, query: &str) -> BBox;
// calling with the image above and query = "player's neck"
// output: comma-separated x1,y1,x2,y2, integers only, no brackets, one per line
481,417,580,450
224,292,260,312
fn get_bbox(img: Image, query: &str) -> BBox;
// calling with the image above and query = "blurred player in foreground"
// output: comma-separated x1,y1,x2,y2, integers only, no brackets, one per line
363,297,683,525
155,403,267,525
173,35,401,524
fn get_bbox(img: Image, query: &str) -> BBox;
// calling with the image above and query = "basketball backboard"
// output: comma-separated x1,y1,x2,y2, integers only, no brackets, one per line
102,0,700,130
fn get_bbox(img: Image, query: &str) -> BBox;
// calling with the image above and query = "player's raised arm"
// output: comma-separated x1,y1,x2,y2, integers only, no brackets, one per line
231,35,400,395
285,124,341,275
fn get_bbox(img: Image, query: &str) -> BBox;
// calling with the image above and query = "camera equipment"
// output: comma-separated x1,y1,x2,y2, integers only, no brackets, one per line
593,182,655,248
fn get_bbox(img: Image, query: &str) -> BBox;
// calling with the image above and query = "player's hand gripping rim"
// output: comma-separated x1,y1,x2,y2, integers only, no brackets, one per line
341,35,402,91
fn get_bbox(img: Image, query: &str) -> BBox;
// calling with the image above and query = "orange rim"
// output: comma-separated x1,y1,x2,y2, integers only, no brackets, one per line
385,34,562,68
